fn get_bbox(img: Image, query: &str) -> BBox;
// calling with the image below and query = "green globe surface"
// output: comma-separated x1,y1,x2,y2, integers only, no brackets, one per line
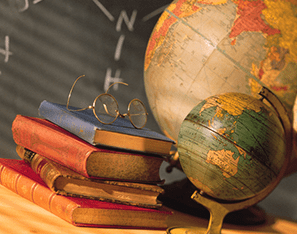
144,0,297,142
178,92,286,201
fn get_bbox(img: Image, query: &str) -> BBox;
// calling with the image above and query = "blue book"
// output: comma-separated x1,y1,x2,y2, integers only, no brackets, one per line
38,100,175,155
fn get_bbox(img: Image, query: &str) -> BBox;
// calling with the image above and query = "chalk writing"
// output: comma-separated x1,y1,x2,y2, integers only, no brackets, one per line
106,9,137,91
142,4,169,22
92,0,115,22
93,1,138,92
116,10,137,32
114,35,125,61
0,36,12,63
104,68,123,91
16,0,44,12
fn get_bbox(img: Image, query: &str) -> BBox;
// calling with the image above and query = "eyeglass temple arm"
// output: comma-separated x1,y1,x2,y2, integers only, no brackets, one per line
106,82,128,93
66,75,86,109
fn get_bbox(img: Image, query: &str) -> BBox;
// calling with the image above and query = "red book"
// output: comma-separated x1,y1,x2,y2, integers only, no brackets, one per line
0,158,172,229
12,115,164,183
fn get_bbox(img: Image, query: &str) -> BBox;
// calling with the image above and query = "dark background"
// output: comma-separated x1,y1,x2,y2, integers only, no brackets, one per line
0,0,296,222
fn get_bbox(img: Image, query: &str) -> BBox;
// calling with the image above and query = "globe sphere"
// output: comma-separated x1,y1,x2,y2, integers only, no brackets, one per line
177,92,286,201
144,0,297,142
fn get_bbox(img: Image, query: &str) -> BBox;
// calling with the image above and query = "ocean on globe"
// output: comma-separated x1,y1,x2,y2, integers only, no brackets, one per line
144,0,297,143
177,92,286,201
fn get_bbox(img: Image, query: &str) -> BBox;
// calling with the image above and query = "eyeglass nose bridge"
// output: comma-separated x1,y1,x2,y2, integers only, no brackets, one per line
117,111,128,119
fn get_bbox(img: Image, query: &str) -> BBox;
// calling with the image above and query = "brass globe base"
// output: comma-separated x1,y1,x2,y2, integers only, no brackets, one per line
167,190,259,234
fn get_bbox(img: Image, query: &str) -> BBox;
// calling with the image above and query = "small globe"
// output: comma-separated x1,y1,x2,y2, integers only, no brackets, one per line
178,92,286,201
144,0,297,142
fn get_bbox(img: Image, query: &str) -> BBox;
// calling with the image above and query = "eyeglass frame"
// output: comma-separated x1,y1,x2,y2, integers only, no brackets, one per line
66,75,148,129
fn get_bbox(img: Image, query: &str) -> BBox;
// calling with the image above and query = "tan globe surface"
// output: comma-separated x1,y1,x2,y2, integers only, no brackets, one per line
144,0,297,142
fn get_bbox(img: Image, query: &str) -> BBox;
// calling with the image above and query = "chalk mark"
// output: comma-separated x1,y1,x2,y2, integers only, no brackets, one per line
92,0,115,22
114,35,125,61
142,4,169,22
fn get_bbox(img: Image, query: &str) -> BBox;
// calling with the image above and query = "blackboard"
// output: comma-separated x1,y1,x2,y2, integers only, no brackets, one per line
0,0,174,159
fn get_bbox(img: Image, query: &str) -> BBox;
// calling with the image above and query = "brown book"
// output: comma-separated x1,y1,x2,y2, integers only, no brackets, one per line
0,158,172,229
12,115,164,183
16,145,164,208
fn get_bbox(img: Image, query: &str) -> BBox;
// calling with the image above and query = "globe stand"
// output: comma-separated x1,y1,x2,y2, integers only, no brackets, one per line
167,87,292,234
167,181,282,234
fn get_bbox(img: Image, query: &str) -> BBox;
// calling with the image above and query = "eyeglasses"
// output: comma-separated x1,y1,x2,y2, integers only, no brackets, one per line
66,75,148,129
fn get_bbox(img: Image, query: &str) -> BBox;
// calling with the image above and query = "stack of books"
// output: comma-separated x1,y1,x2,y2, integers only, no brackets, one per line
1,100,176,229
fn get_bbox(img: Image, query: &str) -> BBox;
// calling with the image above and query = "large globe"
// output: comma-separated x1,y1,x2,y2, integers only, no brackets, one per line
144,0,297,142
178,92,286,201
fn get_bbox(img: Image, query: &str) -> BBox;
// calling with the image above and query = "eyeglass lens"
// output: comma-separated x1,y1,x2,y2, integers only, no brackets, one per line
94,94,147,128
94,94,119,124
128,99,147,129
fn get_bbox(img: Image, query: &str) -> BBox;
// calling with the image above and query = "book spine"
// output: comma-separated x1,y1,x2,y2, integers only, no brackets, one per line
12,115,91,177
0,163,78,224
16,145,60,192
38,100,96,145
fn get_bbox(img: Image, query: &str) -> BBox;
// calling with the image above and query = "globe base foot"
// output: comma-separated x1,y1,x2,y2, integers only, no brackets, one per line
167,226,206,234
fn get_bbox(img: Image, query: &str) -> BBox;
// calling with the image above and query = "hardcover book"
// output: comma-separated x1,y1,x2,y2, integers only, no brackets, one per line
38,100,175,155
12,115,164,183
0,158,171,229
16,145,164,208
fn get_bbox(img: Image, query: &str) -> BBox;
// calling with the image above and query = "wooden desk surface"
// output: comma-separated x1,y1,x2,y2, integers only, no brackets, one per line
0,185,296,234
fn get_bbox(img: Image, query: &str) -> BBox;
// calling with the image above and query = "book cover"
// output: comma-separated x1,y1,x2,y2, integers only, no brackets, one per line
16,145,164,208
12,115,164,183
38,100,175,155
0,158,172,229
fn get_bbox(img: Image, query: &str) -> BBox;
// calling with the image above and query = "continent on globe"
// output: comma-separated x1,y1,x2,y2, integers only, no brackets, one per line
206,149,239,178
178,92,286,201
144,0,297,150
229,0,280,43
